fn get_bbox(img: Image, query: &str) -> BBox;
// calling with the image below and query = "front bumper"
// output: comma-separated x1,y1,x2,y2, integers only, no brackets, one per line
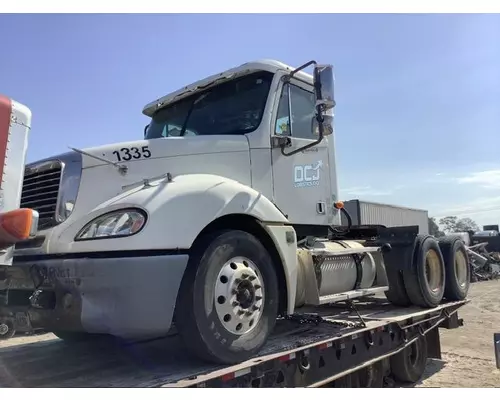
0,253,189,339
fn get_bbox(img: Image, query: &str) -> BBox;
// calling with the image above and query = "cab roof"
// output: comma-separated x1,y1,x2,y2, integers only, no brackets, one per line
142,59,314,117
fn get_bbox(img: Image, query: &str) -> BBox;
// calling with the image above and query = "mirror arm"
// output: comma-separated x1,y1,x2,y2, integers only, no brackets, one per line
280,106,324,157
280,133,323,157
290,60,317,77
279,60,328,157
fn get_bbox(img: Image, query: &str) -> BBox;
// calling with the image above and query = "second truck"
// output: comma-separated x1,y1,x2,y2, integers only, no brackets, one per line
1,59,470,365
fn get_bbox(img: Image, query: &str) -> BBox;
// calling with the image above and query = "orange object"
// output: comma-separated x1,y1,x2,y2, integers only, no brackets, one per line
333,201,344,209
0,208,35,244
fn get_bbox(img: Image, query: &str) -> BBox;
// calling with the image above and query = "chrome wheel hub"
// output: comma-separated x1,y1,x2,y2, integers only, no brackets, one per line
425,249,443,293
0,323,9,336
214,257,264,335
455,250,468,288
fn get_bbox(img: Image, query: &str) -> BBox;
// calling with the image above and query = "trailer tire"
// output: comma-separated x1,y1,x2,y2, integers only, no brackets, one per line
403,235,445,308
390,335,428,383
175,229,279,364
438,237,470,300
0,319,15,340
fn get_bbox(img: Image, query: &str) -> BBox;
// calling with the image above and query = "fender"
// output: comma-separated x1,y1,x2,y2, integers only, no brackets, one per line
51,173,290,253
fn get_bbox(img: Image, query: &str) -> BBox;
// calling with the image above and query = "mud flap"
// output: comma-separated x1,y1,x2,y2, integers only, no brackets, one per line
371,226,419,306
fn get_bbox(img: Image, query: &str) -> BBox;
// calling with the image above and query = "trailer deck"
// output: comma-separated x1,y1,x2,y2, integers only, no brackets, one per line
0,298,467,388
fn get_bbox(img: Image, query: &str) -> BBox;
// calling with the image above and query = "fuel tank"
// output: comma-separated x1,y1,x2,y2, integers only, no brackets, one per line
295,240,377,307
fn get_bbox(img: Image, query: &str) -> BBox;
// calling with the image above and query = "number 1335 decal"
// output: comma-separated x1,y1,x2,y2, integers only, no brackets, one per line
112,146,151,162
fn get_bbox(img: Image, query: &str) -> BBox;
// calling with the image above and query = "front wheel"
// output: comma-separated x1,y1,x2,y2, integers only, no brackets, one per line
175,230,279,364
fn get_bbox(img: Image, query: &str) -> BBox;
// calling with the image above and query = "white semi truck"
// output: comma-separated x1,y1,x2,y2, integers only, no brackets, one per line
0,94,38,339
1,60,470,368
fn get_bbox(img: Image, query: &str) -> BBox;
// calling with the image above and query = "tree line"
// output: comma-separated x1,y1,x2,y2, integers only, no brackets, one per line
428,216,480,237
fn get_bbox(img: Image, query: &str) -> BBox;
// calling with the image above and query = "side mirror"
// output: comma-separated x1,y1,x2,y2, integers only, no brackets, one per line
313,64,335,110
311,115,334,137
313,64,335,137
279,60,335,156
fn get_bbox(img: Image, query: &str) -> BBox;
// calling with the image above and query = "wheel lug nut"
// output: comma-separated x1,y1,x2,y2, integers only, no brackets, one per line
245,311,253,316
256,296,262,301
254,285,262,290
249,276,256,281
237,310,245,316
235,278,242,284
252,305,260,311
232,301,239,307
242,273,249,279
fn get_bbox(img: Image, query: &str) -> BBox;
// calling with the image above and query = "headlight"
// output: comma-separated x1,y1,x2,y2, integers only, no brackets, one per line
75,209,147,241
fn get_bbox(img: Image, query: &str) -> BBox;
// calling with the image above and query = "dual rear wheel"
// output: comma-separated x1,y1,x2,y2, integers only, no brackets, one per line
386,235,470,308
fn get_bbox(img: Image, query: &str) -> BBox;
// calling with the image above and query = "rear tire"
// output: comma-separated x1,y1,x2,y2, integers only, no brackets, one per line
403,235,445,308
438,237,470,300
175,230,279,364
390,335,428,383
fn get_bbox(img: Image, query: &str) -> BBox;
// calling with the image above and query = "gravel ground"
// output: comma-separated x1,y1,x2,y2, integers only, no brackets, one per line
417,280,500,388
1,280,499,387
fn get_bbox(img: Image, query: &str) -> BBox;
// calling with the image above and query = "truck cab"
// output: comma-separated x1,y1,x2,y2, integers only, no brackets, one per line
15,60,338,259
141,60,340,228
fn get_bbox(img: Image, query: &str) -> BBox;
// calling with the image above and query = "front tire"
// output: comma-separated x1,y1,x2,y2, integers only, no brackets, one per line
175,230,279,364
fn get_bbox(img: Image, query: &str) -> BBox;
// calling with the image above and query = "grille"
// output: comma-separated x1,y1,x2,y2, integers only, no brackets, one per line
20,161,62,229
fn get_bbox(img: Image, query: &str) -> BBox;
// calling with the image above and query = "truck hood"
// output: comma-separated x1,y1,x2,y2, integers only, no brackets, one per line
65,135,252,225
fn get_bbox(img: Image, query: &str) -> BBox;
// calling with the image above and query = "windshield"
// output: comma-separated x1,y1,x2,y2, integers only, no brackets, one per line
145,71,274,139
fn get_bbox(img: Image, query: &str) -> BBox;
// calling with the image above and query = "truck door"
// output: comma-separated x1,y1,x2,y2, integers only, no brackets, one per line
271,79,332,226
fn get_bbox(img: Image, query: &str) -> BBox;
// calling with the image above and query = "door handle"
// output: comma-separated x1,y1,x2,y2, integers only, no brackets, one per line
316,202,326,215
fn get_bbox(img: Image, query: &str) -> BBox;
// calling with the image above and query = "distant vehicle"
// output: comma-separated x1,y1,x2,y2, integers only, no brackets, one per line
473,230,499,237
445,232,472,246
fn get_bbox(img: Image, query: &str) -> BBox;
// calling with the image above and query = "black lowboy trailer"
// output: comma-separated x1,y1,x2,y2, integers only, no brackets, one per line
0,298,466,388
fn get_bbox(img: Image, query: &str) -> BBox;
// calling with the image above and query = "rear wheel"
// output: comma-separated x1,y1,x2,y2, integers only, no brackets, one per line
438,237,470,300
403,235,445,308
175,230,279,364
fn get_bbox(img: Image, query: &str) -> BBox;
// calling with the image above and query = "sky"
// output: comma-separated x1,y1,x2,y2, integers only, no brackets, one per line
0,14,499,227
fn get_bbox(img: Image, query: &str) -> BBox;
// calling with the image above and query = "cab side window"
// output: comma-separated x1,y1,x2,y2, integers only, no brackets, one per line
275,83,316,140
